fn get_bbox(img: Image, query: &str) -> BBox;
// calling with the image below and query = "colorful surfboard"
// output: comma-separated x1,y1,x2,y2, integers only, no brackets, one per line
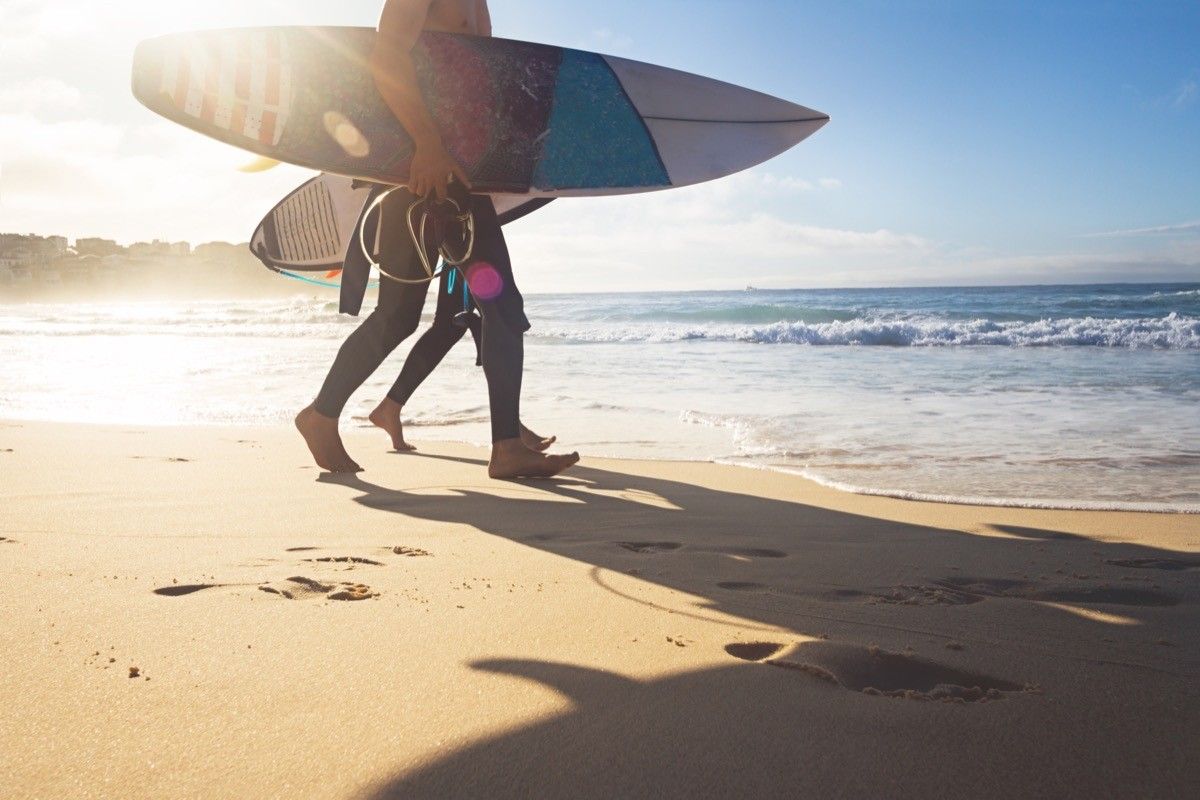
132,27,828,196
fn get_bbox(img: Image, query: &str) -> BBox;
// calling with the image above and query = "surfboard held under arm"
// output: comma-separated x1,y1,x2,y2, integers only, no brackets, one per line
132,27,828,196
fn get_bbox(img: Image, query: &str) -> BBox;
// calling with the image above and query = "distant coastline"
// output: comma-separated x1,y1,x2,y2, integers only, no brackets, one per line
0,232,289,300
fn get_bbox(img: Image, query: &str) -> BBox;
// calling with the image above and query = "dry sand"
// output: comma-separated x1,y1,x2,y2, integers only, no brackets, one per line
1,421,1197,799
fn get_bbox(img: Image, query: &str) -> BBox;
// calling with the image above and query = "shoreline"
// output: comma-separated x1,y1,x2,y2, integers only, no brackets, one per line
4,414,1197,515
728,459,1200,515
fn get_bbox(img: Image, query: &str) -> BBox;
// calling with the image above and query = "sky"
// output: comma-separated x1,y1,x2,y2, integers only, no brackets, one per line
1,0,1198,292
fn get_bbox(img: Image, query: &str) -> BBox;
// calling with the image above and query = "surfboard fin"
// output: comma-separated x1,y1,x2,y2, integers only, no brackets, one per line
238,156,282,173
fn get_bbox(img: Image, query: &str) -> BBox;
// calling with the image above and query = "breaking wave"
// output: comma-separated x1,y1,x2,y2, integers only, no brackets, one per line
531,314,1200,348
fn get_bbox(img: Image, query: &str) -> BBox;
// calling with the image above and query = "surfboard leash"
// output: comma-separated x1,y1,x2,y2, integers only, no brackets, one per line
356,186,476,285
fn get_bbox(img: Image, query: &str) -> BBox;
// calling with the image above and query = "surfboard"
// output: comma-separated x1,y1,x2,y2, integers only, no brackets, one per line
132,27,828,196
249,172,551,274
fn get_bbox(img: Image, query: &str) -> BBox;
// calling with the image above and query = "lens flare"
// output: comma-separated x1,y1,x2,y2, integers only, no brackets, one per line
465,262,503,300
322,110,370,158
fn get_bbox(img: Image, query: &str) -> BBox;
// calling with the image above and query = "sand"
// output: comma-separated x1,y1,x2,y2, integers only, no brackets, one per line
0,420,1197,799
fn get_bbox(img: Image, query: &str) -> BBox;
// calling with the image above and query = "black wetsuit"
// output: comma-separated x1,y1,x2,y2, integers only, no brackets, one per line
313,187,529,443
386,266,481,406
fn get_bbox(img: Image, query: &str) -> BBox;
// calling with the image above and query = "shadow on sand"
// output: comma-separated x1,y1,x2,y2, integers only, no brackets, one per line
318,455,1198,799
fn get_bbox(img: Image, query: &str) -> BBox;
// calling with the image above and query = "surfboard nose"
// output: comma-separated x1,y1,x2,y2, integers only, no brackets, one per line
600,54,829,188
602,53,828,126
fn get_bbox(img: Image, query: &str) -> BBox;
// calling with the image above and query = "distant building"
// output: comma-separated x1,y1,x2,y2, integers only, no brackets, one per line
75,237,124,258
127,239,191,258
128,240,165,257
194,241,243,261
0,233,68,266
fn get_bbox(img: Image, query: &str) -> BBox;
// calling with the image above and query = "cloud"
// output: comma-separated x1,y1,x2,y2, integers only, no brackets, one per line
0,78,85,115
1084,220,1200,238
0,0,47,64
0,111,310,244
503,171,933,291
1171,79,1198,111
1149,73,1199,113
957,249,1200,285
758,174,842,192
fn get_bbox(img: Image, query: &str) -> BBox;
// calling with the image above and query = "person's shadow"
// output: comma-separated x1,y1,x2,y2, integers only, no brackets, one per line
319,454,1199,799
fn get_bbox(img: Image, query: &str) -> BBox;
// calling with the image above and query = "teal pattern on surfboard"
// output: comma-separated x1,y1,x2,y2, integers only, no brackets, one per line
533,49,669,190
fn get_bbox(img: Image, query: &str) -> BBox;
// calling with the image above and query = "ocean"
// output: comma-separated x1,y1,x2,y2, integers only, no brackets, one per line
1,282,1197,512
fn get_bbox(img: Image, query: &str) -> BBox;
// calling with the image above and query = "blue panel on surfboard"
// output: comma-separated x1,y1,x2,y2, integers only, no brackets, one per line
533,49,669,191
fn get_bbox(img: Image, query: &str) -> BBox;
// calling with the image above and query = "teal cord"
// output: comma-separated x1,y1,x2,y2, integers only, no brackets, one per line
279,270,379,290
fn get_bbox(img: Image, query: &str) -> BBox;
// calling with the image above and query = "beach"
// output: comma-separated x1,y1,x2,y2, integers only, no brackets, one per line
2,420,1197,798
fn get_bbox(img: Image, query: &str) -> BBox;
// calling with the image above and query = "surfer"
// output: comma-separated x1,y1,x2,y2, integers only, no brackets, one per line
367,265,557,454
296,0,579,478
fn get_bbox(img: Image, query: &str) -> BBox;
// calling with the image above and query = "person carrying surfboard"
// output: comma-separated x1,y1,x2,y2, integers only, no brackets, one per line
295,0,579,478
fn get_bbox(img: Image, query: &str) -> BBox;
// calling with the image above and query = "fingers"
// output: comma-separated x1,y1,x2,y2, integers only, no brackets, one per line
452,163,472,190
409,172,438,200
408,154,470,199
408,170,426,198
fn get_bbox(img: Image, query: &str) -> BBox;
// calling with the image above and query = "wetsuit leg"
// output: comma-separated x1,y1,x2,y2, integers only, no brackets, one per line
466,196,529,443
385,268,470,407
312,189,431,418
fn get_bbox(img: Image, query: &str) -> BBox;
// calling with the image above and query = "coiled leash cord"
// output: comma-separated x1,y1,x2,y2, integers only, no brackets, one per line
357,186,476,285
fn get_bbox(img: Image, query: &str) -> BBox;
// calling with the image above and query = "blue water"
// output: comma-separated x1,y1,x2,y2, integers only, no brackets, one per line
1,282,1197,511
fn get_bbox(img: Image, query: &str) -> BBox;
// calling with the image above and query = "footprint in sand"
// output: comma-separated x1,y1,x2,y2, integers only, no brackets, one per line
616,541,787,558
726,641,1029,703
821,585,985,607
616,541,683,554
390,546,432,557
154,577,379,601
153,583,237,597
0,537,17,544
824,577,1178,609
934,576,1179,607
1106,557,1200,572
258,576,378,601
717,581,768,592
303,556,385,566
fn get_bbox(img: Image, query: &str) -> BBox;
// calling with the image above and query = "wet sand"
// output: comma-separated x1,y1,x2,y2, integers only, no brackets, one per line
0,421,1197,798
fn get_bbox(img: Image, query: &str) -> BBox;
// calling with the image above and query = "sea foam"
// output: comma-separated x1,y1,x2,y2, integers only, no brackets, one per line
531,314,1200,348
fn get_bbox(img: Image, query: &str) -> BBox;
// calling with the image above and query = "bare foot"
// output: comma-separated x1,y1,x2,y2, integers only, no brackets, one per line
295,405,361,473
488,438,579,479
369,398,417,452
520,423,556,452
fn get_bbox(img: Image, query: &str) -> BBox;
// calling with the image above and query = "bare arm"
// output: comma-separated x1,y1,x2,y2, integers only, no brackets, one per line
477,0,492,36
372,0,470,197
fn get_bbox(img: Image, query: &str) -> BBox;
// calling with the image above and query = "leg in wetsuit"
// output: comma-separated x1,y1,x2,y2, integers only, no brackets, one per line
299,186,579,475
366,266,480,452
387,266,481,410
